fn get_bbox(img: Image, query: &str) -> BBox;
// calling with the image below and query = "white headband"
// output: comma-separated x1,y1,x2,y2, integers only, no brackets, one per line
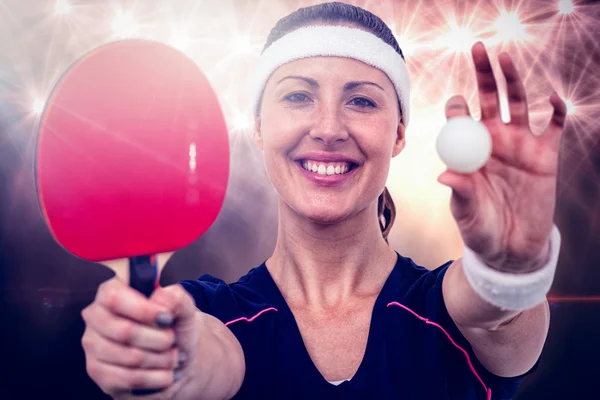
251,25,411,126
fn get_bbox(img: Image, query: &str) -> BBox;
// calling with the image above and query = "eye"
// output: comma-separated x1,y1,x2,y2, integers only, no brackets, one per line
349,97,376,108
284,92,311,103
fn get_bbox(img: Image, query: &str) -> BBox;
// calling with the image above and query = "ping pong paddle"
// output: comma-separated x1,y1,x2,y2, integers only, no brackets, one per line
35,39,229,394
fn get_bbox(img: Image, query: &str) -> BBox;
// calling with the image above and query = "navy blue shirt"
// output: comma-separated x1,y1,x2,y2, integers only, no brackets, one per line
181,253,535,399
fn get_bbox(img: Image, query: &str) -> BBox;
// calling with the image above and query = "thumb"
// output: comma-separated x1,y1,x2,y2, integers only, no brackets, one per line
438,170,477,221
150,285,200,358
149,284,197,325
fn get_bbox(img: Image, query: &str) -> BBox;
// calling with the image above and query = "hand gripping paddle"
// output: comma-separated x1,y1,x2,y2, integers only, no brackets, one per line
35,39,229,395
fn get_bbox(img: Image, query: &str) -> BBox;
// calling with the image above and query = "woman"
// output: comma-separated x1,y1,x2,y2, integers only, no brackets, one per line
81,2,566,399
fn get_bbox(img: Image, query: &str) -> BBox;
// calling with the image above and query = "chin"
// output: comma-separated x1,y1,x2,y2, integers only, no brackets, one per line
294,200,353,226
305,211,349,225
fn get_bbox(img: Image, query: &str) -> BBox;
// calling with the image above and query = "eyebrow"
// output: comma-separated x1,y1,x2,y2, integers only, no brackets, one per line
276,76,386,93
277,76,319,87
344,81,386,92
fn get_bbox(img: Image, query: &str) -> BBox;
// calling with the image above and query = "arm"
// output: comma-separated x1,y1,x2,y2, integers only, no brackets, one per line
436,42,566,378
442,258,549,377
82,280,245,400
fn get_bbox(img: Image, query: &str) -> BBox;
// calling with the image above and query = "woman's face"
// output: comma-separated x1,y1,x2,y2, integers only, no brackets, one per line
254,55,406,225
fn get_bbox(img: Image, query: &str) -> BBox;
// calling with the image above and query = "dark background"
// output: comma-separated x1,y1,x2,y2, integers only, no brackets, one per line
2,0,600,398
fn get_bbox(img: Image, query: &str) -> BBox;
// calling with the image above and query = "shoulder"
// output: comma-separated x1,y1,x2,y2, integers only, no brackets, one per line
383,252,455,336
179,264,276,326
388,252,453,301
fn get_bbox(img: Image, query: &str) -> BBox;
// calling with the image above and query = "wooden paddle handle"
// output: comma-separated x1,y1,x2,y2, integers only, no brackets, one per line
128,256,163,396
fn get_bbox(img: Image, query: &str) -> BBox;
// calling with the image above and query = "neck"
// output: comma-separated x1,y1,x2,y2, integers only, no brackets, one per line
267,200,397,310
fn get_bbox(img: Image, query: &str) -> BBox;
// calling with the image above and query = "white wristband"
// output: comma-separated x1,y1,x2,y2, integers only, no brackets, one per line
462,225,561,311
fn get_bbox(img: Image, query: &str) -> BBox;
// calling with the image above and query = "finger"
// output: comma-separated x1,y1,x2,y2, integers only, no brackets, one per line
445,95,471,119
86,359,174,395
498,53,529,127
437,170,477,221
82,328,179,370
472,42,500,120
95,278,172,327
540,92,567,151
82,304,175,351
150,285,197,323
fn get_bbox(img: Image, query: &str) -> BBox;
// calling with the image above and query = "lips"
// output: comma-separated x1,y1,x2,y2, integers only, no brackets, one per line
292,152,361,185
294,160,359,186
299,160,355,175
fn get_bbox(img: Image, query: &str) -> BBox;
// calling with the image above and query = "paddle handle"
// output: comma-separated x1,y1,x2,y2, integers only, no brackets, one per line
129,255,158,297
128,255,162,396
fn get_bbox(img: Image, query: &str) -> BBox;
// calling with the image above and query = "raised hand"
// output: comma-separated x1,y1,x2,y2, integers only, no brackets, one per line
438,42,567,273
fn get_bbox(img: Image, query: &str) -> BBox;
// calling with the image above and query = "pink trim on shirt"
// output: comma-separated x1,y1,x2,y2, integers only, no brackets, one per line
225,307,278,327
387,301,492,400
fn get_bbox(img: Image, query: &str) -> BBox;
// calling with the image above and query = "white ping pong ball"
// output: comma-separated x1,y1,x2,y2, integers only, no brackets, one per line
436,116,492,174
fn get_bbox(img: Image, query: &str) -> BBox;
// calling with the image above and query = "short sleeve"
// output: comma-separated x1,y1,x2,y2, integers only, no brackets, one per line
419,262,540,399
179,267,278,326
179,274,227,314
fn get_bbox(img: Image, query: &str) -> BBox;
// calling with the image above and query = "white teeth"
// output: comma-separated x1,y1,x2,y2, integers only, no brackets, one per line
300,160,354,175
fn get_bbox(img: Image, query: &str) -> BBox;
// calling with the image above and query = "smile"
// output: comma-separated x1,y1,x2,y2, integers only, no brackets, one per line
299,160,356,175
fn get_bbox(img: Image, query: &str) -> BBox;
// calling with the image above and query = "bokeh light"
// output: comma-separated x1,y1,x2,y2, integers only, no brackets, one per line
558,0,576,15
169,29,191,52
31,98,45,115
53,0,72,15
565,99,577,116
112,10,138,39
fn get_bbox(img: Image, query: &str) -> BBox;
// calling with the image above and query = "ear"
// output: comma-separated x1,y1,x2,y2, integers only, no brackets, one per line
391,122,406,157
253,116,263,150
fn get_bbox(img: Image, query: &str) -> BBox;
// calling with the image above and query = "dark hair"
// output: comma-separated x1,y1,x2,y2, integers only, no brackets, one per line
263,2,403,242
262,2,405,60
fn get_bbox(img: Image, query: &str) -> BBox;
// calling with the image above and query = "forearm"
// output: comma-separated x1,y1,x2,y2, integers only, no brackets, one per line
443,258,550,376
199,312,246,399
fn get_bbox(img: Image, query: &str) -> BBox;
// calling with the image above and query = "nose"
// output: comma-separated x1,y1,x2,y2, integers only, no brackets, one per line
309,102,349,145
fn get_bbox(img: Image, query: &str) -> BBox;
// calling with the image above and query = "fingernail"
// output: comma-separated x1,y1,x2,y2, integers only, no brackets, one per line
174,369,182,382
178,351,187,367
156,311,174,328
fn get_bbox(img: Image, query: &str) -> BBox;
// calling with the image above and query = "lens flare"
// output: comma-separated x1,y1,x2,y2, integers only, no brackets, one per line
1,0,599,275
54,0,72,15
31,98,45,115
558,0,576,15
112,11,138,38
